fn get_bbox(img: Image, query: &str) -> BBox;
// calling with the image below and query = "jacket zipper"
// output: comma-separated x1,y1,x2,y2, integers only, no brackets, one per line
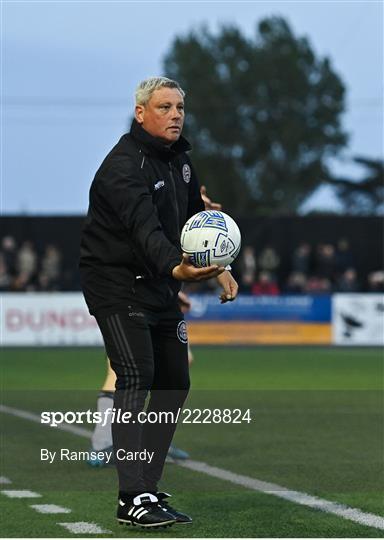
168,162,180,232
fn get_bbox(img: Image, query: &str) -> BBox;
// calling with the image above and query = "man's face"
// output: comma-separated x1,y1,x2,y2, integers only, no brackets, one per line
135,87,185,144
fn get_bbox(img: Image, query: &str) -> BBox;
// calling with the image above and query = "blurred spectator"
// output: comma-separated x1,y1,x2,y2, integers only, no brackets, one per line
368,271,384,292
291,243,312,275
13,241,38,291
258,246,280,278
335,238,354,275
1,235,17,276
315,243,336,281
39,244,62,289
37,272,55,291
285,272,307,294
252,271,279,295
16,241,38,278
336,268,359,292
238,245,257,293
305,276,332,294
12,271,34,292
0,254,11,290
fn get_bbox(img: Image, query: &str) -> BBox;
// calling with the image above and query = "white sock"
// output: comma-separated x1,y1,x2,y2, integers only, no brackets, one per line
91,391,114,451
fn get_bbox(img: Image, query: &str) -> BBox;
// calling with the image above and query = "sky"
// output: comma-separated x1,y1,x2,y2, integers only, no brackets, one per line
2,0,383,215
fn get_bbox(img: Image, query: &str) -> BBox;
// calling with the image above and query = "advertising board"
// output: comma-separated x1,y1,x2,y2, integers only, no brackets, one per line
332,293,384,345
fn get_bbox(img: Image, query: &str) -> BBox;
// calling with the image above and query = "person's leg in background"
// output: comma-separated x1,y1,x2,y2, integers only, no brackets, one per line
88,359,115,465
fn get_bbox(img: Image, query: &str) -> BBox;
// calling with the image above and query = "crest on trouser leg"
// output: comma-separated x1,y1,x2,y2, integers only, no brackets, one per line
176,321,188,344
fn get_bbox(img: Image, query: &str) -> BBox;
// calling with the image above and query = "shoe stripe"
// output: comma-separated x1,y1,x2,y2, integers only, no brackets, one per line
128,506,135,516
136,509,148,519
133,507,145,517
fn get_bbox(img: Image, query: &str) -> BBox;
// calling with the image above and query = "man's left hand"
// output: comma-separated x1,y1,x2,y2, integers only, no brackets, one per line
178,290,192,313
217,270,239,303
200,185,222,211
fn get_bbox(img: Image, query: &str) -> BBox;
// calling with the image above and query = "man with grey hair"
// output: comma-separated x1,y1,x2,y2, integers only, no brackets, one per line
80,76,238,528
136,76,185,106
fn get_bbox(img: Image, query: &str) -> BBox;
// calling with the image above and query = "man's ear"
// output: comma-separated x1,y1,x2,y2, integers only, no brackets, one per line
135,105,145,124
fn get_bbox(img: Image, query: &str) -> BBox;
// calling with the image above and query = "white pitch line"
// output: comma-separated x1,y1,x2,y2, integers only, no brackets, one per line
0,404,91,437
1,403,383,531
31,504,71,514
179,460,384,531
58,521,111,534
0,476,12,484
1,490,41,498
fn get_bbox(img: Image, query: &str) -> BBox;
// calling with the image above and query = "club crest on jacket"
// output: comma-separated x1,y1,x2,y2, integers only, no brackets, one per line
182,164,191,183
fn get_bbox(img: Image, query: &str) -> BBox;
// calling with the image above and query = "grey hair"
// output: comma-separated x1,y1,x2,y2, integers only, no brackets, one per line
135,76,185,106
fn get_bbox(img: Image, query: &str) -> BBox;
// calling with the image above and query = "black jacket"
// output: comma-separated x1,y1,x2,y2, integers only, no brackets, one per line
79,119,204,314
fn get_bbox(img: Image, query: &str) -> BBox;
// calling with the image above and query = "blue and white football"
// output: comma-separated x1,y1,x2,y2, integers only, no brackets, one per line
180,210,241,267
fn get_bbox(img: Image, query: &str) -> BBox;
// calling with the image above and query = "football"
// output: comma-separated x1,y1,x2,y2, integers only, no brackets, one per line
180,210,241,267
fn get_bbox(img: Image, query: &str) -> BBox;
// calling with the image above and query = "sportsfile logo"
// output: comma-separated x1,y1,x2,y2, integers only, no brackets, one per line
40,408,182,427
40,408,252,427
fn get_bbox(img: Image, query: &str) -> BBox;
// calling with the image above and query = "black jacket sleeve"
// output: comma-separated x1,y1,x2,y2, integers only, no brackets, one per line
186,156,205,219
97,158,181,276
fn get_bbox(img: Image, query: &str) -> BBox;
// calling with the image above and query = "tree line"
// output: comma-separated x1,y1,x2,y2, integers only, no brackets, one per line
163,17,383,216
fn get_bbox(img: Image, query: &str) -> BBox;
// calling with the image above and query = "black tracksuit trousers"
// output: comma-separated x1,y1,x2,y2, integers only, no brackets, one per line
95,302,189,495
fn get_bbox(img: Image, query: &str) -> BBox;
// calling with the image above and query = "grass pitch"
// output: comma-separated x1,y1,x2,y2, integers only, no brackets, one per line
1,346,383,537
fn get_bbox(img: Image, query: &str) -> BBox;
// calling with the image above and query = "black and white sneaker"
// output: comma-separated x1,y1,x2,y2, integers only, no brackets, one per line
117,493,176,528
157,492,193,524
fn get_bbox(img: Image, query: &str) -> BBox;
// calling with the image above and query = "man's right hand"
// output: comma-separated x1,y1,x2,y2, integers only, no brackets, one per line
172,254,225,282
